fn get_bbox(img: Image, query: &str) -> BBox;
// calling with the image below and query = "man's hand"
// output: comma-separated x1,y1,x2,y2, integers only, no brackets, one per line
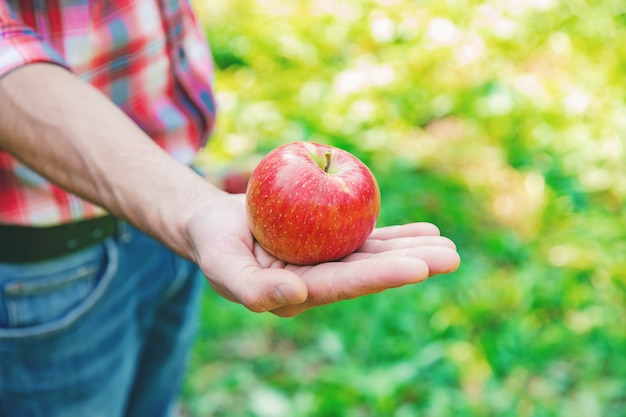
187,194,460,317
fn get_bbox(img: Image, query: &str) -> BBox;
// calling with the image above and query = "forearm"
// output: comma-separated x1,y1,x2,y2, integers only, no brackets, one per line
0,63,223,261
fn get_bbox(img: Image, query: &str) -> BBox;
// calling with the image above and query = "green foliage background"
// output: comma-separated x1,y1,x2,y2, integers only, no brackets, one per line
185,0,626,415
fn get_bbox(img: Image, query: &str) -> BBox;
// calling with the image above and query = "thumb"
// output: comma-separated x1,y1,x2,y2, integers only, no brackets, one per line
205,259,308,313
244,268,309,312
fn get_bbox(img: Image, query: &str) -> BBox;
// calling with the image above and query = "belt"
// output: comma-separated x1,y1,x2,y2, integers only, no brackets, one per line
0,215,118,263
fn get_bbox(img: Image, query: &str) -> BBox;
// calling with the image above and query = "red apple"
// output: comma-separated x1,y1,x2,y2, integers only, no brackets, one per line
245,141,381,265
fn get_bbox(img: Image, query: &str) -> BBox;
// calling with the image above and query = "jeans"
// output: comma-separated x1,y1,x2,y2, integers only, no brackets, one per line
0,221,203,417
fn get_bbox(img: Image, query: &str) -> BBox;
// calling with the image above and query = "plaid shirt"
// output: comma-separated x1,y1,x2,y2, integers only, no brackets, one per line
0,0,216,226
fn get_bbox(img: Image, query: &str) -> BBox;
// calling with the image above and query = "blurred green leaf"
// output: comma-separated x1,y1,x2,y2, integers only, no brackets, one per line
184,0,626,416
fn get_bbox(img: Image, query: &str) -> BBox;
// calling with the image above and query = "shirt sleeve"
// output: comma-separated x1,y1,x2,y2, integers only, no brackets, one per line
0,0,70,79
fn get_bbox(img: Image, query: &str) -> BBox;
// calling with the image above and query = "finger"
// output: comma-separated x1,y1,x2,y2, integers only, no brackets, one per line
208,264,308,312
275,257,431,317
240,268,309,311
369,222,441,240
343,245,461,276
199,239,308,312
358,235,457,253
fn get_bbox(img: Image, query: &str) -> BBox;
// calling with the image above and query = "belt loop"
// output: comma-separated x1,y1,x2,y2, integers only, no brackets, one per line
116,220,132,243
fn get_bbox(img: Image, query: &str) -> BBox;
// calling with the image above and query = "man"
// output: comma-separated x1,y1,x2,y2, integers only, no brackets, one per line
0,0,460,415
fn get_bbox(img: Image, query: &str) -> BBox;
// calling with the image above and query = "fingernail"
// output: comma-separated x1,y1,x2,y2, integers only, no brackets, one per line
274,283,301,305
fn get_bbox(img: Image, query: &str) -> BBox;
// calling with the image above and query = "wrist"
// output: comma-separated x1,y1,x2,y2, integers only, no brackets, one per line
182,186,249,269
177,176,233,263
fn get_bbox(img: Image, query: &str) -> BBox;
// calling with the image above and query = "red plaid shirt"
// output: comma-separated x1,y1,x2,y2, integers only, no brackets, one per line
0,0,216,226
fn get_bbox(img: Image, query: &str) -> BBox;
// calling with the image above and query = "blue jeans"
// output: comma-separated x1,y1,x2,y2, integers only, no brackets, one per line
0,221,203,417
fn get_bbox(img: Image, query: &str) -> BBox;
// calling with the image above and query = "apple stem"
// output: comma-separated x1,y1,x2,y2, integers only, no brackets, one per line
324,151,332,173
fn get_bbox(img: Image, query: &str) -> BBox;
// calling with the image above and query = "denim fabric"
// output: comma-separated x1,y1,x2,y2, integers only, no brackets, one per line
0,221,203,417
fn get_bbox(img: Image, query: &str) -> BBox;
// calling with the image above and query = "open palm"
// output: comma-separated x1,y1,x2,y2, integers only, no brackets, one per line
188,194,460,317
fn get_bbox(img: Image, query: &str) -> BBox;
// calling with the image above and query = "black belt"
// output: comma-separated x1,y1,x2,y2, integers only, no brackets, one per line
0,215,118,263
